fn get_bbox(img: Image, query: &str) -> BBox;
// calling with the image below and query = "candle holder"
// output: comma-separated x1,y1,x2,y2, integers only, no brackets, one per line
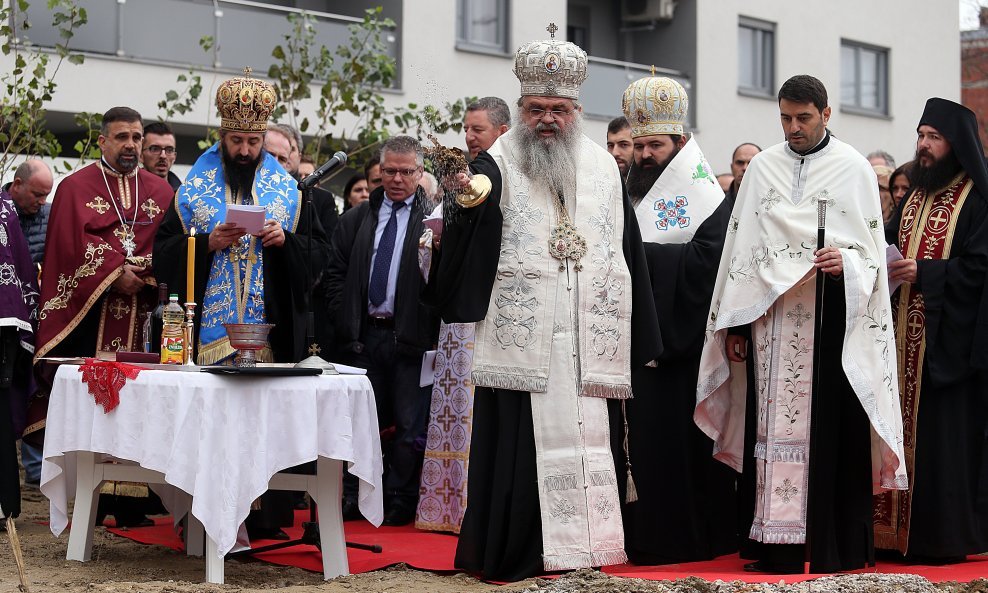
184,302,197,366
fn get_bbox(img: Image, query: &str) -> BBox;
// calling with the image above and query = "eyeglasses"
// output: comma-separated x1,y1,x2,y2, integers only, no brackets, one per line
144,145,176,155
381,166,421,178
525,107,574,120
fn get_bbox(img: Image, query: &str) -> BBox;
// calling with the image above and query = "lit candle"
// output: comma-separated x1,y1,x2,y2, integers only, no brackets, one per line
187,227,196,304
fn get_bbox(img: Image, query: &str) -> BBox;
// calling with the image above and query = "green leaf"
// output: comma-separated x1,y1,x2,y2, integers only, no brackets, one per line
67,53,84,65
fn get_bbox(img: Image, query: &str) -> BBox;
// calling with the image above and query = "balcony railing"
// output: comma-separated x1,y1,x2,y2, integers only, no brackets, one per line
13,0,399,77
583,56,690,125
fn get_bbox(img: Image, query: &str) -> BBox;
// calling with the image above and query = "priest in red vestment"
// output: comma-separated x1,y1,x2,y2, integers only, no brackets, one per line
25,106,173,440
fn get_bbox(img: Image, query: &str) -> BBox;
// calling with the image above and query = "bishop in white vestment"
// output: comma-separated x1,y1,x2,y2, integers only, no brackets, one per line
428,29,662,581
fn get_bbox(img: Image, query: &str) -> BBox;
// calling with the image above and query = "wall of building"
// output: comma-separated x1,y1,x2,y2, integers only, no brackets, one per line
695,0,959,174
962,29,988,150
0,0,960,184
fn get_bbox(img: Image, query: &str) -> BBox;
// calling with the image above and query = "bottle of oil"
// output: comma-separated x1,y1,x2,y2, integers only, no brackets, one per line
159,294,185,364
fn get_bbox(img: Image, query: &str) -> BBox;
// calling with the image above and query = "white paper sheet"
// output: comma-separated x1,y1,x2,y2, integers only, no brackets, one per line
886,243,904,294
420,350,437,387
225,204,267,235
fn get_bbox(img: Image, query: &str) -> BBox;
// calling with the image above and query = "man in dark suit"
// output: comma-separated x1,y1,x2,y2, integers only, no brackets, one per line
324,135,438,525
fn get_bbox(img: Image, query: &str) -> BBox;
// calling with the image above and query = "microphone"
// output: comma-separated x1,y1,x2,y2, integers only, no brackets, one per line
298,151,348,190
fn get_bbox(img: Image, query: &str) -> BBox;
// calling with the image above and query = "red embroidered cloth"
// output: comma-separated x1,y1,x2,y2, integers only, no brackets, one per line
78,359,144,413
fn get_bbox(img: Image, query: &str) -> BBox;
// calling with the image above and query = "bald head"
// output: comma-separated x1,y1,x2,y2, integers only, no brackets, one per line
730,143,761,193
9,160,53,215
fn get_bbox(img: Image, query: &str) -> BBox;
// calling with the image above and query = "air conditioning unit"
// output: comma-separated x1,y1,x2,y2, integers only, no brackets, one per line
621,0,677,23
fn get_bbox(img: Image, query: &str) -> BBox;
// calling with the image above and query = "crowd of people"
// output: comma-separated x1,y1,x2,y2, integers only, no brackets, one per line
1,23,987,583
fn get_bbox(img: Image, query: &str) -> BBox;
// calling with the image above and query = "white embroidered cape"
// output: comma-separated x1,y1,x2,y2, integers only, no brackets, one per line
635,137,724,244
694,137,908,494
472,128,633,400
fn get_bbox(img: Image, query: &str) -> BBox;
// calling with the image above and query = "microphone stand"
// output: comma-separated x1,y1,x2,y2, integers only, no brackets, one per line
229,176,382,561
803,197,828,574
294,181,338,374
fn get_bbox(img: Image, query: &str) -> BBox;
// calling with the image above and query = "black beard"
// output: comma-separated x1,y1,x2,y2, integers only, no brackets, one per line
626,149,678,203
222,147,262,201
912,149,962,194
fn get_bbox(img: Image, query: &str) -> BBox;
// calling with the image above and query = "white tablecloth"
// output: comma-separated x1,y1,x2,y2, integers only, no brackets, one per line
41,365,383,557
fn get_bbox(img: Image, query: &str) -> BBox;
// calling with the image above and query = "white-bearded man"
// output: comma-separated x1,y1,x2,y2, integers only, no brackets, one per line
428,25,661,581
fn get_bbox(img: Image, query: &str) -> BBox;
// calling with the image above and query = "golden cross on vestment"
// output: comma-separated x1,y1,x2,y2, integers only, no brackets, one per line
907,317,924,334
243,66,252,78
109,299,130,320
546,23,558,38
651,65,656,76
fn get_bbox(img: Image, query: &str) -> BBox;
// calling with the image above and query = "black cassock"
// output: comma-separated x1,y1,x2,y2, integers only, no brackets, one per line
153,194,328,364
885,186,988,558
606,196,738,565
428,152,662,581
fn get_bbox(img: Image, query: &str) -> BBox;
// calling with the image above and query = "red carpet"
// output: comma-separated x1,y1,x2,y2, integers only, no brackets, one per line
106,513,988,582
104,511,459,574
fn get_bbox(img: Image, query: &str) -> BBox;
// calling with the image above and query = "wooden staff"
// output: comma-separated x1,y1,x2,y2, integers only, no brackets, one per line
804,196,828,574
6,515,31,592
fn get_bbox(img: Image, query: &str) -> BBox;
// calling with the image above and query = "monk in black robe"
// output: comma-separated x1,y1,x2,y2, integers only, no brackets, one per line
879,97,988,562
610,193,739,564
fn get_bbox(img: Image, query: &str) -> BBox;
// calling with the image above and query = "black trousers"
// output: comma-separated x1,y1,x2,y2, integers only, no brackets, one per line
0,327,20,519
349,325,430,508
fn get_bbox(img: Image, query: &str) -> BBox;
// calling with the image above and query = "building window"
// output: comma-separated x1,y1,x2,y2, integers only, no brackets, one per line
841,41,889,115
457,0,508,53
738,17,774,97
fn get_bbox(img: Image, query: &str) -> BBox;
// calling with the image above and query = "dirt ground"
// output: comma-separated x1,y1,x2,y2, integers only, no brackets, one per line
3,483,987,593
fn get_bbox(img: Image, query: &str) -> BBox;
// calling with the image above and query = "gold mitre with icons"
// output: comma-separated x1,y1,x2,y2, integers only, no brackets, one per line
513,23,588,100
215,67,278,133
622,74,689,137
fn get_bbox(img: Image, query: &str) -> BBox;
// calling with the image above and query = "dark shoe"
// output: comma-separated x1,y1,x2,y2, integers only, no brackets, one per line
248,527,290,541
115,515,155,528
743,560,803,574
341,498,361,521
382,505,415,527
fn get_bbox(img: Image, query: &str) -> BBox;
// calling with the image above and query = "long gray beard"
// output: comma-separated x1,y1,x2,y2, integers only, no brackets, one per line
513,111,583,197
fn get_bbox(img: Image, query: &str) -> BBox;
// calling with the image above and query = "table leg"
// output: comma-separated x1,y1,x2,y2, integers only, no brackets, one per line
66,451,101,562
205,534,224,584
313,457,347,579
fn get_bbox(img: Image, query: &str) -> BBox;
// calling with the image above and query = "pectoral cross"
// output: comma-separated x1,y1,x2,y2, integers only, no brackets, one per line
546,23,558,38
113,226,136,258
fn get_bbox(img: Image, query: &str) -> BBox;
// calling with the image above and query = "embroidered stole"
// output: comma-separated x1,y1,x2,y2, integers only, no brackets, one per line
874,174,972,553
176,144,300,364
472,130,633,399
749,278,816,543
533,277,626,570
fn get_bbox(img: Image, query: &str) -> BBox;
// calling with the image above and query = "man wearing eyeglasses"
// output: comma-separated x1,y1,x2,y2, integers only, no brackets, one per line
430,29,661,581
324,135,438,527
141,122,182,192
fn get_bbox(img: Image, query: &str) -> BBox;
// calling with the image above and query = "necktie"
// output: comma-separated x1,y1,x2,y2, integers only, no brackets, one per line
369,201,405,307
